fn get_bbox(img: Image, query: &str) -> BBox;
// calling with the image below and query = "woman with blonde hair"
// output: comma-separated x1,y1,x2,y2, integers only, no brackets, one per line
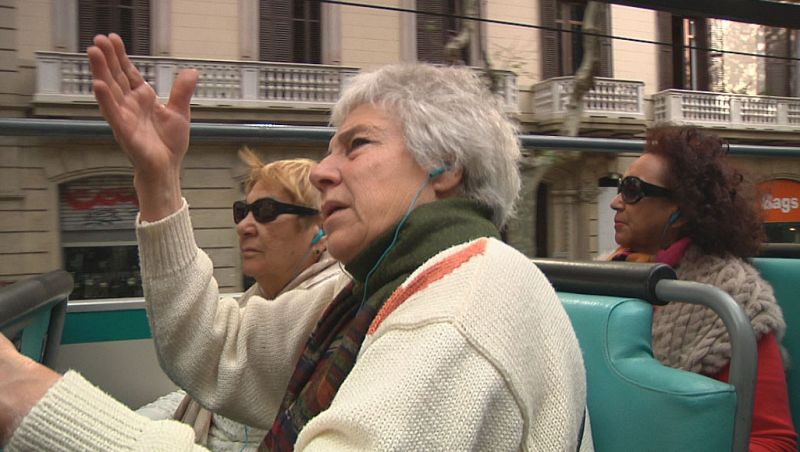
135,150,343,451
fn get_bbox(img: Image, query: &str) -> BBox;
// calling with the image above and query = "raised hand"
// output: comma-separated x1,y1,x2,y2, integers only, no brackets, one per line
88,33,199,221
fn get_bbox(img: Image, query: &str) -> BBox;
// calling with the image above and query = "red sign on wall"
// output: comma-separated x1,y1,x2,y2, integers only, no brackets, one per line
759,179,800,223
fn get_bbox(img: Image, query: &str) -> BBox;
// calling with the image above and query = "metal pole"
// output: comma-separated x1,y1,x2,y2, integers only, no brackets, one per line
654,279,757,452
2,118,800,157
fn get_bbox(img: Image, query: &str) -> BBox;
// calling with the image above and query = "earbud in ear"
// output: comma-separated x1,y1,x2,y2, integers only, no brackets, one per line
429,166,448,179
667,209,682,226
311,228,325,245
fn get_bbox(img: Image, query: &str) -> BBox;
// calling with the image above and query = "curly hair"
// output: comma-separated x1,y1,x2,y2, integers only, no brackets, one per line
645,126,764,258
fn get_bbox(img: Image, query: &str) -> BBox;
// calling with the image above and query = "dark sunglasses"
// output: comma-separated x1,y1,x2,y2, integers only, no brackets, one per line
617,176,672,204
233,197,319,224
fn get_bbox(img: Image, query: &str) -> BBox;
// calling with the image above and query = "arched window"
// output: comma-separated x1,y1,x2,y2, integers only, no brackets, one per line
59,175,142,300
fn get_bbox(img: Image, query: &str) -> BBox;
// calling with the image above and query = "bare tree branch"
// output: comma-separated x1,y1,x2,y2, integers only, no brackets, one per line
444,0,478,65
561,0,601,137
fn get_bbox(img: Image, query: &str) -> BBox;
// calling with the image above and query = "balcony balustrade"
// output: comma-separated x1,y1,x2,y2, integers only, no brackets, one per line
531,76,646,122
652,89,800,131
34,52,519,113
35,52,359,110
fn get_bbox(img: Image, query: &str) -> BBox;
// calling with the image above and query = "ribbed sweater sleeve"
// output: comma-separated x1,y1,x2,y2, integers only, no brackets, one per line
136,200,340,429
9,371,205,451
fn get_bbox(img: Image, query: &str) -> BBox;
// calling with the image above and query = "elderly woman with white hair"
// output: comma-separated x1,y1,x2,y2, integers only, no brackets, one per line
0,33,590,451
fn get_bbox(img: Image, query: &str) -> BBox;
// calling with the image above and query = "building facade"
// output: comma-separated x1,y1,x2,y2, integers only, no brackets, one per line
1,0,799,296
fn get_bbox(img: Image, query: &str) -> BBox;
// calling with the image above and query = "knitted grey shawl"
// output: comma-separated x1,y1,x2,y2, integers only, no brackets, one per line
652,246,786,375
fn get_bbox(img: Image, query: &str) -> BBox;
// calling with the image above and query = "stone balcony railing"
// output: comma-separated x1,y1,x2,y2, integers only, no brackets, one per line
35,52,359,110
34,52,519,113
652,89,800,131
531,76,646,122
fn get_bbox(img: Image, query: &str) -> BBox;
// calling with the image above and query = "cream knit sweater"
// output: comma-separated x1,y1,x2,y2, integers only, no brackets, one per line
9,203,590,451
135,249,342,451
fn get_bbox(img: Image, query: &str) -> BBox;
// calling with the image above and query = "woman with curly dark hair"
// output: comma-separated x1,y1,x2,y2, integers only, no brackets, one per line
608,125,797,451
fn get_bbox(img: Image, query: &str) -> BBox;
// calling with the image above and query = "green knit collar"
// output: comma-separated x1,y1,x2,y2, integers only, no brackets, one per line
345,197,499,305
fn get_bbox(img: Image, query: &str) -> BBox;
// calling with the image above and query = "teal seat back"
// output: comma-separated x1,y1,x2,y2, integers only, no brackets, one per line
560,292,737,451
752,257,800,430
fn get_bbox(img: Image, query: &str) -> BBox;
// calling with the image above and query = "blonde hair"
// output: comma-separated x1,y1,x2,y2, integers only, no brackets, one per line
239,147,321,228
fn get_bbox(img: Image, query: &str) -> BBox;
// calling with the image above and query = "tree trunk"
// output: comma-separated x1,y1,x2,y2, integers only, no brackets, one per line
561,0,601,137
507,1,602,257
444,0,478,65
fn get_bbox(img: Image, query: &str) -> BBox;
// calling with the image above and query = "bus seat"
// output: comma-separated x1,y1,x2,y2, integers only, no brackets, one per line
0,270,72,367
752,256,800,430
560,292,737,452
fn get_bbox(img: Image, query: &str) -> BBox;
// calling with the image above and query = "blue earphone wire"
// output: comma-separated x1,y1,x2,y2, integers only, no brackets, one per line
358,172,439,312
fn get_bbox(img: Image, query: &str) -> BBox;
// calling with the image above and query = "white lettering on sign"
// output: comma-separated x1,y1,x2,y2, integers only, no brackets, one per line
762,194,800,214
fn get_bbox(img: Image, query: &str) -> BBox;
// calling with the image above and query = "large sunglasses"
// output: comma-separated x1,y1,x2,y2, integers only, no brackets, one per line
617,176,672,204
233,197,319,224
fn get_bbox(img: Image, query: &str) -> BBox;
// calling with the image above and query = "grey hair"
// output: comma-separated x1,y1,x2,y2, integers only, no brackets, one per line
330,64,521,228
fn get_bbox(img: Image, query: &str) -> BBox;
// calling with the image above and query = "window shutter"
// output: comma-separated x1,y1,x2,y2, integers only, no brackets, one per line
540,0,559,79
132,0,151,55
77,0,149,55
95,1,114,37
416,0,448,63
261,0,293,62
291,0,321,63
656,12,674,90
764,27,791,97
596,3,612,78
78,0,97,52
693,17,710,91
307,5,321,64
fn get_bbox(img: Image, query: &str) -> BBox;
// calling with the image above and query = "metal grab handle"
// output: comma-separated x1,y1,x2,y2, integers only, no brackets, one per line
0,270,73,327
0,270,73,366
532,259,676,305
655,279,757,452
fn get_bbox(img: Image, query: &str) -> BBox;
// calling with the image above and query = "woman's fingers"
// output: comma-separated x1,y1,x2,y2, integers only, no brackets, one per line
100,34,132,94
89,37,126,105
166,69,199,120
92,79,124,131
109,33,145,90
92,35,131,101
88,46,124,109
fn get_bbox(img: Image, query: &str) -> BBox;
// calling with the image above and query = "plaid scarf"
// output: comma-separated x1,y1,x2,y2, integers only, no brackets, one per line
261,198,499,451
